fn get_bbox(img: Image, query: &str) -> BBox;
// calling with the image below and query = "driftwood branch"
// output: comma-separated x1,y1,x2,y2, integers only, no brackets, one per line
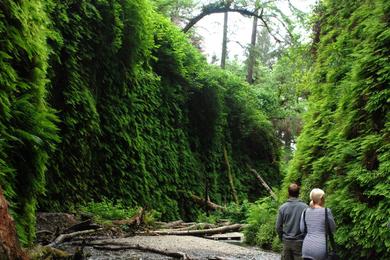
171,223,217,231
48,228,102,247
146,224,245,236
93,243,190,259
249,168,277,200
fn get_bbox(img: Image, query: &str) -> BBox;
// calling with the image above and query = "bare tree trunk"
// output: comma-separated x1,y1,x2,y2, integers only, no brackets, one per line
221,11,228,69
249,167,277,200
223,147,238,203
246,11,258,83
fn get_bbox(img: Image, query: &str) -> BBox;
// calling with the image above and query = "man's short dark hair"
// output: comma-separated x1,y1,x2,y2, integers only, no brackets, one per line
288,183,300,197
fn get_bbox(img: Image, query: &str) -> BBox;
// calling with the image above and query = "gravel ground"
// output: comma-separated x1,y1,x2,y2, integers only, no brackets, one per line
80,235,281,260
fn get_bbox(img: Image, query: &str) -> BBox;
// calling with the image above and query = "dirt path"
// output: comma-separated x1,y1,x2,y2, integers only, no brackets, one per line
74,235,281,259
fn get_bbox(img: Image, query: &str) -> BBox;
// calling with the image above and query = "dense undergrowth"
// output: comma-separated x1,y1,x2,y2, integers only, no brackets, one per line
0,0,279,244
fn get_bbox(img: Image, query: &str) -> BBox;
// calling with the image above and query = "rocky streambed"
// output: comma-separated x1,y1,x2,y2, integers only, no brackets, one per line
60,235,280,260
36,213,280,260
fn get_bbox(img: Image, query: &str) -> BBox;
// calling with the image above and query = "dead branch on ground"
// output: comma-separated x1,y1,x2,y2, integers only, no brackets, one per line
169,223,217,231
144,223,246,236
48,228,103,247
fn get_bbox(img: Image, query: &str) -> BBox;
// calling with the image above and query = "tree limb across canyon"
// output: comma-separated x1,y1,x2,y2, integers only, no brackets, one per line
183,4,284,43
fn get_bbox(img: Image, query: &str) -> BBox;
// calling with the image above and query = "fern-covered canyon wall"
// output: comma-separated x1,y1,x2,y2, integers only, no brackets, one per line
285,0,389,258
0,0,58,244
0,0,280,244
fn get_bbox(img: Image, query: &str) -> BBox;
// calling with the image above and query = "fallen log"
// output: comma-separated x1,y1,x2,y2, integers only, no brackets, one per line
168,223,217,231
145,224,246,236
249,167,277,200
190,194,225,211
48,228,103,247
93,243,190,259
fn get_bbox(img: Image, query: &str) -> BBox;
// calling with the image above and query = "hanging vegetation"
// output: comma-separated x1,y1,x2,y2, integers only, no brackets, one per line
41,0,280,224
284,0,390,258
1,0,280,244
0,0,58,244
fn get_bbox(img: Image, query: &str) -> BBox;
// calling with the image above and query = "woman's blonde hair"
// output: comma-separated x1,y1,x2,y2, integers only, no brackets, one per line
310,188,325,206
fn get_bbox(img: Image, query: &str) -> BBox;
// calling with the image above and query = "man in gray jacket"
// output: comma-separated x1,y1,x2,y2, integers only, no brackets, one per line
276,183,308,260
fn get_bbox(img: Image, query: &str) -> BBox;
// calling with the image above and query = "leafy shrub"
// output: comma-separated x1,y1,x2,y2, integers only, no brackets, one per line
143,209,162,227
244,197,282,252
196,200,252,224
79,200,139,222
196,212,220,225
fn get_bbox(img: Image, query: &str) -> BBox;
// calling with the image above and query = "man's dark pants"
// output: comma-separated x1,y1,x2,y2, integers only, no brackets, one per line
282,239,303,260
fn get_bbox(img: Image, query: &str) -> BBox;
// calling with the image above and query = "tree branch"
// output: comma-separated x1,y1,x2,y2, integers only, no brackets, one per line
266,12,295,43
144,223,245,236
183,6,272,35
257,15,282,43
248,167,277,200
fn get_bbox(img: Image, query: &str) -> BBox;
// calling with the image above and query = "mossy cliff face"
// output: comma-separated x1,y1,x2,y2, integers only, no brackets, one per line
41,0,280,216
285,0,390,258
0,0,280,244
0,0,58,244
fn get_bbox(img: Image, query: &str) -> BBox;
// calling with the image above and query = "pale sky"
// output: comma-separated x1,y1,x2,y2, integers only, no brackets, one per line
194,0,317,62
